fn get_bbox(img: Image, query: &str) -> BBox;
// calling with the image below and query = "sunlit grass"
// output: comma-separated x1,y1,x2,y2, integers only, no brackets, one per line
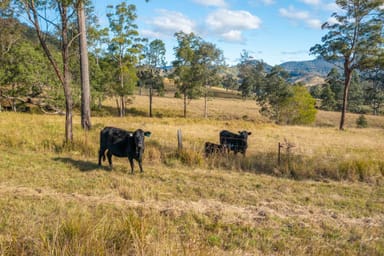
0,95,384,255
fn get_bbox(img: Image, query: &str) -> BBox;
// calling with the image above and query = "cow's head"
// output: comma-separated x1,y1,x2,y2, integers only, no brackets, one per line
133,129,151,157
238,130,252,139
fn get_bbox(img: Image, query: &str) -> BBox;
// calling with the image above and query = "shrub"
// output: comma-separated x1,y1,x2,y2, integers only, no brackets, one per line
278,86,317,125
356,114,368,128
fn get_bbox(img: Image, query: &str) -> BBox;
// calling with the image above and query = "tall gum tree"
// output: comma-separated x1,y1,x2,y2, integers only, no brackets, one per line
76,0,91,130
310,0,384,130
106,2,145,117
18,0,76,142
173,31,223,118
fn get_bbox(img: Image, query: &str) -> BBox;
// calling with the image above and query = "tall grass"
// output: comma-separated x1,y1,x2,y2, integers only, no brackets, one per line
1,110,383,183
1,97,384,255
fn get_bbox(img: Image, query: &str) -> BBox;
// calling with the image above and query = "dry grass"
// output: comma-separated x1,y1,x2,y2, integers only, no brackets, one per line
0,95,384,255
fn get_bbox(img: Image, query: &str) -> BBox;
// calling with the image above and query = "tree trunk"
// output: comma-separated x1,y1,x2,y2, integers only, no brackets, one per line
63,78,73,143
62,8,73,143
149,86,153,117
24,1,73,143
339,62,353,130
115,97,120,116
120,96,125,117
119,58,125,117
77,1,91,130
183,93,187,118
204,86,208,118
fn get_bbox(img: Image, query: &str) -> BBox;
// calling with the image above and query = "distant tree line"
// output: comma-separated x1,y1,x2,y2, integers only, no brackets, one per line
233,50,317,125
309,66,384,116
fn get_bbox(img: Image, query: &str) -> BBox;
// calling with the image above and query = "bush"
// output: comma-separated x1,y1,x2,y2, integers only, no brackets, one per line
278,86,317,125
356,114,368,128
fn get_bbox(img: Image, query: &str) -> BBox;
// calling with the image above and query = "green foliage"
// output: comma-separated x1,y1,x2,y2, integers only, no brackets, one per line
310,0,384,129
237,53,266,99
173,31,224,117
0,18,60,111
320,84,337,111
143,39,166,67
356,114,368,128
326,67,343,104
348,72,365,112
221,74,238,91
279,86,317,125
106,2,143,116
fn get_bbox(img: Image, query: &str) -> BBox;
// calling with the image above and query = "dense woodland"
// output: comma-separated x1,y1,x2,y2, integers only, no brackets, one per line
0,1,383,137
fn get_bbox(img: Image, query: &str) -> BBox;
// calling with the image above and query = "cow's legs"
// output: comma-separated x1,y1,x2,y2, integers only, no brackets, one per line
138,160,143,173
106,151,113,168
98,148,105,166
128,157,135,174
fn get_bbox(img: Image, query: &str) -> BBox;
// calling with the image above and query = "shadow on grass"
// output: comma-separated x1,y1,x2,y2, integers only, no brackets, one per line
53,157,110,172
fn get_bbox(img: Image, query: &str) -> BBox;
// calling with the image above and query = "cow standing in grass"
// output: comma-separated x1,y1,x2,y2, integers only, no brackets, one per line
98,127,151,173
204,142,228,157
219,130,252,156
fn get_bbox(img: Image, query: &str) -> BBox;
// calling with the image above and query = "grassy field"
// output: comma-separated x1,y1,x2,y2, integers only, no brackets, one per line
0,94,384,255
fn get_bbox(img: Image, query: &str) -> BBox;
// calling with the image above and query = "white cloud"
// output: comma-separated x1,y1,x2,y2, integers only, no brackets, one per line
149,9,196,35
248,0,275,6
324,2,340,12
206,9,261,31
307,19,322,29
279,6,309,20
192,0,227,7
327,17,340,25
262,0,275,5
205,9,261,42
140,29,163,39
300,0,321,6
221,30,243,42
280,6,323,29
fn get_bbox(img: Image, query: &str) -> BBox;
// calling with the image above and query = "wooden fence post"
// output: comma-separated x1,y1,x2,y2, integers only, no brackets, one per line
278,142,283,166
177,129,183,151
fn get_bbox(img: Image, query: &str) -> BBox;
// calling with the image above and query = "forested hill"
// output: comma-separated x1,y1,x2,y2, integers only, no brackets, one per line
279,57,339,77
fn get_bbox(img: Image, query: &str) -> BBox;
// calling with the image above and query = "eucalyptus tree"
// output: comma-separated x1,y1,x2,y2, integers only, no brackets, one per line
259,66,293,122
222,74,238,91
0,35,57,112
173,31,223,118
362,53,384,115
16,0,80,142
173,31,201,118
325,67,343,108
310,0,384,130
138,39,166,117
195,41,224,118
237,51,266,100
76,0,91,130
143,39,166,67
106,2,144,117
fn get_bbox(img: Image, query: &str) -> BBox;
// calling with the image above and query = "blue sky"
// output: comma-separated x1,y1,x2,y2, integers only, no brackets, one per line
93,0,342,66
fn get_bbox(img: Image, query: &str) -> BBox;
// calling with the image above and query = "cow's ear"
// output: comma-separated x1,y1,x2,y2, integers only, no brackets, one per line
144,131,151,137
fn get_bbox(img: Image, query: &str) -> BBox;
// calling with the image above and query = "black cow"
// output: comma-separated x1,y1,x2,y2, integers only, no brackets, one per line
204,142,228,157
219,130,252,155
98,127,151,173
